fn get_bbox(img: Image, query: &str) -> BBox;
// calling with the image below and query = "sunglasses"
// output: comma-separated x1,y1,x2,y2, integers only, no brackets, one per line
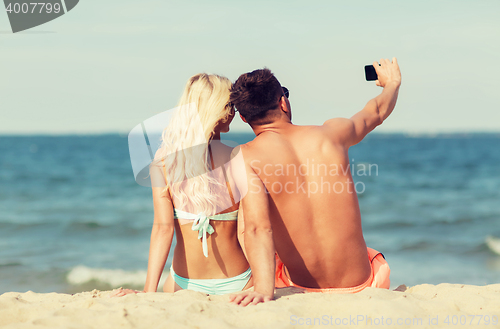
282,86,289,99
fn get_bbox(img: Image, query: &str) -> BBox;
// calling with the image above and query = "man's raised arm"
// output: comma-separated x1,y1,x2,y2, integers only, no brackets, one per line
324,57,402,146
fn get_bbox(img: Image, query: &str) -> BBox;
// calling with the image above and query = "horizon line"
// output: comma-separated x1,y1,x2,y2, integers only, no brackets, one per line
1,130,500,137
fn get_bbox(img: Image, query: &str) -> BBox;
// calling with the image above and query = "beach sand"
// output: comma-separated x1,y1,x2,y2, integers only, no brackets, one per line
1,284,499,328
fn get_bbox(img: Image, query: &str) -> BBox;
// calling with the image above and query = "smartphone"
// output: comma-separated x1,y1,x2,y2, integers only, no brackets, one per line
364,64,380,81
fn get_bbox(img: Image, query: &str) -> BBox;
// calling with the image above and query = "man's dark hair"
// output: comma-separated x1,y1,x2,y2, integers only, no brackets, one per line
230,68,283,124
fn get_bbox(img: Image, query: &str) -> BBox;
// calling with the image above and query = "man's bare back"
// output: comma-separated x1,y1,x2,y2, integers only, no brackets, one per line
229,58,401,305
241,124,371,288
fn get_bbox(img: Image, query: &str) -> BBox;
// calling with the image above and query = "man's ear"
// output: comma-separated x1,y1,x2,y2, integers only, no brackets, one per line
279,96,289,115
239,114,248,123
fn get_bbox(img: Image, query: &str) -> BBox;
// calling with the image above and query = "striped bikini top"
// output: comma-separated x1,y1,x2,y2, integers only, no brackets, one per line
173,208,238,258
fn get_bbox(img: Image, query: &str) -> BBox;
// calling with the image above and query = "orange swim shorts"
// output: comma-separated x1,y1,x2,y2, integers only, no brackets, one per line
275,247,390,293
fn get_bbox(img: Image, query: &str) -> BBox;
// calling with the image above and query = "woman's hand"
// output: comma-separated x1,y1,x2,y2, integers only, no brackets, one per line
229,291,272,306
109,288,144,297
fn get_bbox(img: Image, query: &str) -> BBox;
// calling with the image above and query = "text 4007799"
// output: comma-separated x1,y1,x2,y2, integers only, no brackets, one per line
6,2,62,14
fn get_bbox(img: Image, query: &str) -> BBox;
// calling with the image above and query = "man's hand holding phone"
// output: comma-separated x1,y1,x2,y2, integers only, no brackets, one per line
372,58,401,88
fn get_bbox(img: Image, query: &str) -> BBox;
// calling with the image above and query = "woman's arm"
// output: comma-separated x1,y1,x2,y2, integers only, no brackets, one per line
110,163,174,297
143,164,175,292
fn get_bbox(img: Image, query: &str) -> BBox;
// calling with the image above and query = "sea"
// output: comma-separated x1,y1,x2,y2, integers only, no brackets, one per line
1,133,499,294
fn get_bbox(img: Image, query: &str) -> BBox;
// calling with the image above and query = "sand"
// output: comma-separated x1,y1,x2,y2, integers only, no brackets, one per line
0,284,499,329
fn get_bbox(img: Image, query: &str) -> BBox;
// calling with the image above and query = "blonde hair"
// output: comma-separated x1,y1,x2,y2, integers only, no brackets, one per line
154,73,233,215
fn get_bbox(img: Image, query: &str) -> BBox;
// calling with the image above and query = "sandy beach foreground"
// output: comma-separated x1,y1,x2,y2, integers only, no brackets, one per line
1,284,499,329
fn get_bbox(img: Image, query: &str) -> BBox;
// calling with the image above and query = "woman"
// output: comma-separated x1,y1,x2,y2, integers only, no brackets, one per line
113,74,251,296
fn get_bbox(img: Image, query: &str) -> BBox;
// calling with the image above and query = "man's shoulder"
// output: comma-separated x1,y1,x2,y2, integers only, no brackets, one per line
240,132,270,150
290,124,343,146
321,118,355,145
323,117,354,130
235,139,260,163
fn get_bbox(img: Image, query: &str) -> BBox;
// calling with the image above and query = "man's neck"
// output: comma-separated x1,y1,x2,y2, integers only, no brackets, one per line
252,118,294,136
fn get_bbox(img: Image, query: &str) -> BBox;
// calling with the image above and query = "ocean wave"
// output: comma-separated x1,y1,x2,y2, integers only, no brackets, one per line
0,221,105,231
66,265,167,288
400,241,433,251
0,221,56,229
368,216,474,230
0,221,145,234
63,222,148,235
396,239,489,254
0,261,22,267
369,221,415,229
66,221,109,230
485,235,500,255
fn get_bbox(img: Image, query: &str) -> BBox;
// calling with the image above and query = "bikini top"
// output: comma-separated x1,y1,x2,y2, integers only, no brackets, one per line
173,208,238,257
166,144,238,258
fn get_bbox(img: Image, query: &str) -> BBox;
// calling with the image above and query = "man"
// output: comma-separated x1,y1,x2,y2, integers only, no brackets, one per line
229,58,401,306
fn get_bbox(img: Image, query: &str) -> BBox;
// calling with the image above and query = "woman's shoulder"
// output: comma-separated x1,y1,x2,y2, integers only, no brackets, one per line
210,140,240,160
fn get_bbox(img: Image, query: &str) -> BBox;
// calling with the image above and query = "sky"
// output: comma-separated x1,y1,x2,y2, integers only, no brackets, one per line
1,0,499,135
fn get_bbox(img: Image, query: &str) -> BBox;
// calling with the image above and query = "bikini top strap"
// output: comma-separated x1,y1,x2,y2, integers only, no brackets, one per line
173,208,238,221
173,207,238,258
